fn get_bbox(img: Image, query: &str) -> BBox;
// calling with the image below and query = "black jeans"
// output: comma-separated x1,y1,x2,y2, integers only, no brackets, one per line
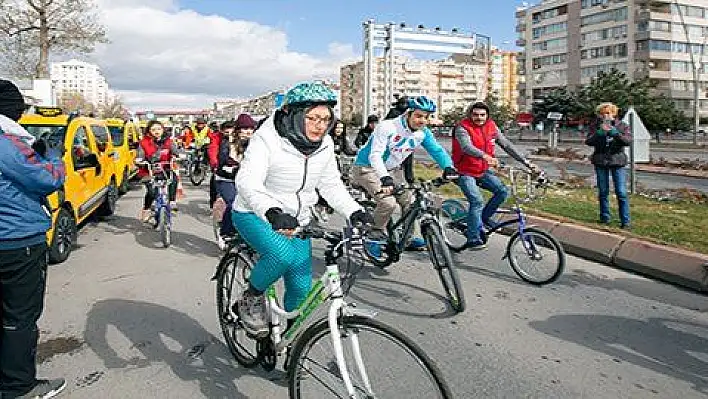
0,243,48,397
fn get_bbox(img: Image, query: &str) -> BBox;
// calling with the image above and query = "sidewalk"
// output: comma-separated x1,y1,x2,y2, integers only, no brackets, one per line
528,154,708,179
524,214,708,293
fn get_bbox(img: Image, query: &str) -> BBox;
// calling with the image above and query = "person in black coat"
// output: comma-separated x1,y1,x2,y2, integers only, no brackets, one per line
584,102,632,229
330,119,356,156
354,114,380,148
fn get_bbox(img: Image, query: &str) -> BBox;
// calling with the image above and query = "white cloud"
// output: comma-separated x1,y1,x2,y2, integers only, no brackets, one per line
89,0,357,110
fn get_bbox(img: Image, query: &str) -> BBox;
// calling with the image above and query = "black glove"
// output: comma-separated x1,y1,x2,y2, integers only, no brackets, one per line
32,139,47,157
380,176,395,188
265,207,299,230
442,167,459,180
349,209,374,228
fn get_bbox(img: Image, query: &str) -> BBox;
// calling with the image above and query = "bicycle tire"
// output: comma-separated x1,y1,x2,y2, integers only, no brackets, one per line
288,315,452,399
158,207,170,248
189,161,206,186
506,227,565,285
423,223,466,313
216,251,260,368
439,199,468,252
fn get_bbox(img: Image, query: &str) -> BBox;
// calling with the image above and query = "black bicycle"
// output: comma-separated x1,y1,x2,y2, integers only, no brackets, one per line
362,178,466,313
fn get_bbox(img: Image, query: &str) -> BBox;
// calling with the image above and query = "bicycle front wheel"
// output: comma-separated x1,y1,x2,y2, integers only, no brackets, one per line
507,227,565,285
215,251,260,367
189,161,206,186
424,223,466,313
439,199,468,252
158,207,171,248
288,315,452,399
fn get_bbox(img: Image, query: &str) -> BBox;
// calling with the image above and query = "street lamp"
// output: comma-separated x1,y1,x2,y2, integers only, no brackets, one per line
674,0,707,144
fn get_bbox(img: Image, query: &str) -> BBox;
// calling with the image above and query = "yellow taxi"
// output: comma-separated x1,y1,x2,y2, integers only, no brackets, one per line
105,118,140,193
19,107,119,263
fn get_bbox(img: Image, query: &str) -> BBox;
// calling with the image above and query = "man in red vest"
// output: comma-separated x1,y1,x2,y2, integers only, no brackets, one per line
451,102,539,250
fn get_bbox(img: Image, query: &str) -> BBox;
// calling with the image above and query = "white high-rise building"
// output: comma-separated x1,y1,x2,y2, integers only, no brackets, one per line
340,56,488,124
50,59,110,107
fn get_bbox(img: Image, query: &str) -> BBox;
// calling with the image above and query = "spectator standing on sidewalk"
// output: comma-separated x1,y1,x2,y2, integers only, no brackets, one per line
584,102,632,229
0,80,67,398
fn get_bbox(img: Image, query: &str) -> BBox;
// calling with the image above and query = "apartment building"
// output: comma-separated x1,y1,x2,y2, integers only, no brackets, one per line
516,0,708,119
340,56,488,123
489,48,520,110
225,81,341,119
50,59,111,107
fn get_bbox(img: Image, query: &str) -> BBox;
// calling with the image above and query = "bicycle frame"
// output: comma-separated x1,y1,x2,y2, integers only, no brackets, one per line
246,233,376,397
376,183,441,256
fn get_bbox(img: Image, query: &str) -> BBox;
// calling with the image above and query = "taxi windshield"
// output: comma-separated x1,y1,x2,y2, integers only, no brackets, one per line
20,124,66,149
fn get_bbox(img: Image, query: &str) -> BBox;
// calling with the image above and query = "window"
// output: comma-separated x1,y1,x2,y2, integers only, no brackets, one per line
91,125,110,153
581,7,628,26
72,127,93,169
650,40,671,52
108,126,125,146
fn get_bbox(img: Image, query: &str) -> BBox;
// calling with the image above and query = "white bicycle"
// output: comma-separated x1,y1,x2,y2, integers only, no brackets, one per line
213,224,452,398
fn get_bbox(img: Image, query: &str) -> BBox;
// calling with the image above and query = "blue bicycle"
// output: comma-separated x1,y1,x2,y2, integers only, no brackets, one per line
138,160,174,248
438,166,565,285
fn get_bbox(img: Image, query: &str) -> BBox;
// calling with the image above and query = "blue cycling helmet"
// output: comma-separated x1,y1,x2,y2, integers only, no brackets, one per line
407,96,437,113
283,81,338,107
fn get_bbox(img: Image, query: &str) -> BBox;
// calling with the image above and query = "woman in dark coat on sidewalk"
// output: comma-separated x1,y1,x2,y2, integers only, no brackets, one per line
585,102,632,229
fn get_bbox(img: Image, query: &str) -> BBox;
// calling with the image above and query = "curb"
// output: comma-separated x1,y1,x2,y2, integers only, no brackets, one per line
527,155,708,179
526,215,708,293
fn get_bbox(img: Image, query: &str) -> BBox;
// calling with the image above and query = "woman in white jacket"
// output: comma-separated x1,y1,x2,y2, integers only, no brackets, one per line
232,82,373,336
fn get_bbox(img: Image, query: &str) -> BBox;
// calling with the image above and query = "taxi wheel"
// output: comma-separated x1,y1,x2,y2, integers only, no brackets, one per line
119,169,130,194
48,208,76,264
99,180,118,216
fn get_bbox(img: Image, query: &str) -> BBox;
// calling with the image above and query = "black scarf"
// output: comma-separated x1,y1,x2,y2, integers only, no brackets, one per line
274,105,334,156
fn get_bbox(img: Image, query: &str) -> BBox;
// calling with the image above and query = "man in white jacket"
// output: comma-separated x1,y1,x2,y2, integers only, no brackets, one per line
232,82,373,336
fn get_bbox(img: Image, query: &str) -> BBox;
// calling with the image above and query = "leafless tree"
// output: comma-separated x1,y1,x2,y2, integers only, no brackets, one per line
57,91,96,115
100,95,127,119
0,0,106,79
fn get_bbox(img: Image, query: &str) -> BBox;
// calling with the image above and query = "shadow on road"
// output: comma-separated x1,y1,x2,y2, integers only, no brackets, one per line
84,299,264,398
530,315,708,395
101,214,222,258
558,269,708,312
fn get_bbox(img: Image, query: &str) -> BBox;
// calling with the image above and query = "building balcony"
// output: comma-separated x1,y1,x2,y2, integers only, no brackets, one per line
516,23,527,33
515,8,527,18
516,39,526,47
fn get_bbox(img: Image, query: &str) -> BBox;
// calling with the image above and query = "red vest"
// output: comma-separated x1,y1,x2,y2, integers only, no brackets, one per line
137,136,174,178
451,119,498,177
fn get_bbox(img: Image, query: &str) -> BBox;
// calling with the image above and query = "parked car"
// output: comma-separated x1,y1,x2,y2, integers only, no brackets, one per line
20,107,118,263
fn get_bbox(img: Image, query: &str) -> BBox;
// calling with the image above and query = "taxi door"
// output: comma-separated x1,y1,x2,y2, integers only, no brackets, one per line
67,123,100,221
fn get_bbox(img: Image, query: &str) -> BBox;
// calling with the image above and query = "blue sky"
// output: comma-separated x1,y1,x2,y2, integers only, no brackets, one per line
178,0,522,56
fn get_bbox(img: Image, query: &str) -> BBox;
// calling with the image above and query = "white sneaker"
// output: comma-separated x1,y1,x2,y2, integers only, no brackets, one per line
217,235,227,251
235,291,268,337
18,378,67,399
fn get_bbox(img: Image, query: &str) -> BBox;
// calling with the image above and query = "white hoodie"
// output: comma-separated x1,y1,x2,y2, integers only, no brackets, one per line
234,113,361,226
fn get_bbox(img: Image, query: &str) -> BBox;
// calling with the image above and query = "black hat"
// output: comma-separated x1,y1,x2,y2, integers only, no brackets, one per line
366,114,379,123
0,79,27,121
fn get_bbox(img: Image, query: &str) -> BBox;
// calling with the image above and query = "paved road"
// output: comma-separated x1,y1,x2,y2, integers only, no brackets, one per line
417,138,708,194
35,184,708,398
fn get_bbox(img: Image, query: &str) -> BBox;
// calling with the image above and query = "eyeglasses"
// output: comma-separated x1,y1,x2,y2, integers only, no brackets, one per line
472,113,488,118
305,115,331,126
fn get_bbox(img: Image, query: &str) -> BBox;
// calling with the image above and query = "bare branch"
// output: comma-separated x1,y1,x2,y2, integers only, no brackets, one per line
0,0,106,78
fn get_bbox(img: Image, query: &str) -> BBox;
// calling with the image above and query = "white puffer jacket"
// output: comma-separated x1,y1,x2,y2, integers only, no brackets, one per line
234,113,361,225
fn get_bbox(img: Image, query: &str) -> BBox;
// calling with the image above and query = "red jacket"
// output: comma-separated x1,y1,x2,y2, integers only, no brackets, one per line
451,119,498,177
137,136,175,178
207,130,222,169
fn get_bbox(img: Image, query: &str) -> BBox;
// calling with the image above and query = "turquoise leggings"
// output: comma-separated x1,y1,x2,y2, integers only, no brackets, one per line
232,211,312,312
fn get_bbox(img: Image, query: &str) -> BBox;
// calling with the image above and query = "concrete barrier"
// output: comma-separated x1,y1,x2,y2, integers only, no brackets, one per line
613,239,708,292
525,215,561,234
551,223,626,264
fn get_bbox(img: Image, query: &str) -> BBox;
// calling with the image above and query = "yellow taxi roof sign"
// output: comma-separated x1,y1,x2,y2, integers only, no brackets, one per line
34,106,64,117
